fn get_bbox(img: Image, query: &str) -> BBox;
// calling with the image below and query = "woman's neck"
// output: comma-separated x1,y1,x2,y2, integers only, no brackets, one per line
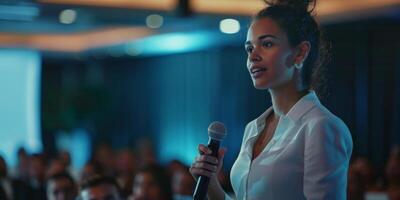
269,82,308,117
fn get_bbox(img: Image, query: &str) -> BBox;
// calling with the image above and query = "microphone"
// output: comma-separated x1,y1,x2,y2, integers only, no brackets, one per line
193,121,227,200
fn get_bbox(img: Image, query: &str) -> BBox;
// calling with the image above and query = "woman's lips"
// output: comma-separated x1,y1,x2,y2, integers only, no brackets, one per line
250,67,267,78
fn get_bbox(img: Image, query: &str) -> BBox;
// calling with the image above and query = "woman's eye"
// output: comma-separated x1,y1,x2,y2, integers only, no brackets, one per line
245,46,253,53
262,41,273,48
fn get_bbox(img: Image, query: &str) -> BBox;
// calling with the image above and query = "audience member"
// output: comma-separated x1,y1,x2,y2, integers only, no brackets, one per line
16,147,30,181
80,160,104,184
80,174,122,200
58,151,72,168
47,159,67,178
135,138,157,167
93,143,116,176
130,164,173,200
167,160,187,176
0,155,29,200
351,157,383,192
115,149,137,198
58,151,77,178
348,168,365,200
27,153,48,200
171,166,195,200
386,146,400,200
46,171,77,200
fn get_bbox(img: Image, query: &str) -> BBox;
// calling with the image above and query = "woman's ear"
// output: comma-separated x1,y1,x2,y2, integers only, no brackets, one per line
294,41,311,64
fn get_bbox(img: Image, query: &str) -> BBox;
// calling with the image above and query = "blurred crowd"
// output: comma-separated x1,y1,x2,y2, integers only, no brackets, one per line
0,140,232,200
1,142,400,200
348,146,400,200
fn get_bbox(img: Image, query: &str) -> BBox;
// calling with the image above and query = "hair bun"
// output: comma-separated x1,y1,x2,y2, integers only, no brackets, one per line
263,0,316,13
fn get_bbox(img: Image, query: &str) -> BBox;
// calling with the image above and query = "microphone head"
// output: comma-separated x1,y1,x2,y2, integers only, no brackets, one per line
208,121,227,141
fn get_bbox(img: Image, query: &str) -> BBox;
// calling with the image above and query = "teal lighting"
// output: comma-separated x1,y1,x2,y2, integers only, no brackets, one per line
55,129,91,170
158,127,205,165
124,31,230,56
0,49,42,167
148,50,223,165
0,5,39,21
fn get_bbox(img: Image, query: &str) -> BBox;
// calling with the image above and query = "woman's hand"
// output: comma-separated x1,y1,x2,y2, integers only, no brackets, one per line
189,144,227,180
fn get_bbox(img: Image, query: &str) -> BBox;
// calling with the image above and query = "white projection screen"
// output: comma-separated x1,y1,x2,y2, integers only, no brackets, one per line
0,49,42,167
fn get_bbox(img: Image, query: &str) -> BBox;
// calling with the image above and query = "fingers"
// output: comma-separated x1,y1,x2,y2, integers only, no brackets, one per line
190,145,229,180
190,166,213,178
190,161,217,178
198,144,212,155
196,155,218,165
191,144,220,179
192,161,218,172
190,155,218,178
218,147,227,160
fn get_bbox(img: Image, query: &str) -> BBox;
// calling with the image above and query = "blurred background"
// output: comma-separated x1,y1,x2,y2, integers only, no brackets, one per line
0,0,400,199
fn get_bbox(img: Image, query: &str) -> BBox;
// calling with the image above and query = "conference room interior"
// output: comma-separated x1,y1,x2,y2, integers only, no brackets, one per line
1,0,400,200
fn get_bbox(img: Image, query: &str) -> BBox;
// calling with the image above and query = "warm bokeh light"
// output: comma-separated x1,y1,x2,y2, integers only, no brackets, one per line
39,0,178,10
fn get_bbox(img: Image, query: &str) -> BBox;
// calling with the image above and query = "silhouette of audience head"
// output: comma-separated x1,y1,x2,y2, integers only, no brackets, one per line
0,155,7,179
131,164,173,200
80,160,104,183
347,168,365,200
29,153,47,183
80,174,121,200
46,171,77,200
171,166,195,196
386,146,400,185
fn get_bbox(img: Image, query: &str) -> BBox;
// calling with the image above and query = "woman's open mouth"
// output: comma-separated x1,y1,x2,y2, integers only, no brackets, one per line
250,67,267,78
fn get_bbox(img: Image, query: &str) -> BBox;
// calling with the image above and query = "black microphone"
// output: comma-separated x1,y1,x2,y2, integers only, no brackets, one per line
193,121,227,200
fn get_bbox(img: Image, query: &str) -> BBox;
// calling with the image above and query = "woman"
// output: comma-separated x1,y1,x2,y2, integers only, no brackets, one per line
189,0,353,199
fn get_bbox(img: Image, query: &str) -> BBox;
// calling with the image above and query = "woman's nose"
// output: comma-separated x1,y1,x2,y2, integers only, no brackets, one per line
249,48,262,62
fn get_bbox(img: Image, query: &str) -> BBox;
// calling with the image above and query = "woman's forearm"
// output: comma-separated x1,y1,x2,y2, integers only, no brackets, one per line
207,176,227,200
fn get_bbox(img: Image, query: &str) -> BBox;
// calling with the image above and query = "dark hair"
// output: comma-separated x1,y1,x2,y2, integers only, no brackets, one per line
0,154,5,164
255,0,330,94
84,159,105,174
135,164,173,200
80,174,121,192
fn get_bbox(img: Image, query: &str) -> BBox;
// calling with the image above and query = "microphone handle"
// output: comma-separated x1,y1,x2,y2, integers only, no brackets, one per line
193,139,221,200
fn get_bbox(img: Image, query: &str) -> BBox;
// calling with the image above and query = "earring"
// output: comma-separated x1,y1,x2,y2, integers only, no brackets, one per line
294,63,303,69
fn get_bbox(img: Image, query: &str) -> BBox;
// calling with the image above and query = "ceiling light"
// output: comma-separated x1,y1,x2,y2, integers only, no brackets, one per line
219,18,240,34
146,14,163,29
59,9,77,24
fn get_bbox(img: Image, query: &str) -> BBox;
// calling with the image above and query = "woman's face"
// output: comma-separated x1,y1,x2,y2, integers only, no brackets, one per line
245,17,296,90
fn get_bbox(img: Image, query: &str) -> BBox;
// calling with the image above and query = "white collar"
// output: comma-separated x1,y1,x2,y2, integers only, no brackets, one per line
251,90,320,138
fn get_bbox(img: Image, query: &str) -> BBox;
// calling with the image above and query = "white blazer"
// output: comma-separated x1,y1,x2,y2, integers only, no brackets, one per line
225,91,353,200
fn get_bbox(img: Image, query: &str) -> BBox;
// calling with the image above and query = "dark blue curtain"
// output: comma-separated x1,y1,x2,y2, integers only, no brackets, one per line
102,49,271,168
